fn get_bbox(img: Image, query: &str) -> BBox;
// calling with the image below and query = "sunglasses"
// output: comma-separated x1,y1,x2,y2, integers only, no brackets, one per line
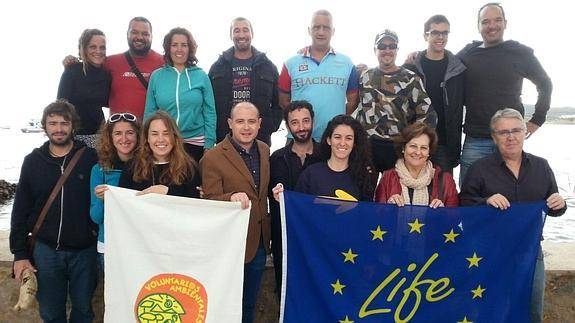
376,43,398,50
109,113,137,123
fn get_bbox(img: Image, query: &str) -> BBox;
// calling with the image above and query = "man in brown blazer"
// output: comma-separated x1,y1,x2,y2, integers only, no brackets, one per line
200,101,270,323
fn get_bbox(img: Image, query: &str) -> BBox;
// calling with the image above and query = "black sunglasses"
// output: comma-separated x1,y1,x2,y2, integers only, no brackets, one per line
376,43,398,50
109,113,137,123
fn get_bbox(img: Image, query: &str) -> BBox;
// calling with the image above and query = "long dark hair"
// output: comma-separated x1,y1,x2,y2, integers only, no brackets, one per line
132,111,196,185
320,115,376,200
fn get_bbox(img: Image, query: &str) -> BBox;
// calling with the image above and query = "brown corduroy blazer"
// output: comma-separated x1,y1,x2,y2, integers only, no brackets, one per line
199,136,271,263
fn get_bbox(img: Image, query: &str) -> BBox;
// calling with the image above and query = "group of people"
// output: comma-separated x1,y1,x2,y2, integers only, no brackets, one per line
9,3,568,323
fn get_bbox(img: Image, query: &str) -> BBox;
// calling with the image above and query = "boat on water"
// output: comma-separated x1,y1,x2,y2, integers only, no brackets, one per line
20,119,43,133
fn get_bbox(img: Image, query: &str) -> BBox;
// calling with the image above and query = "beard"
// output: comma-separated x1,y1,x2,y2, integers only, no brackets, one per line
48,132,73,147
292,130,312,143
129,40,151,56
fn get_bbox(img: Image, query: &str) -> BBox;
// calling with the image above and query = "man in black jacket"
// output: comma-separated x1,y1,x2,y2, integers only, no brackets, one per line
268,100,322,302
209,17,281,146
457,3,552,184
404,15,466,174
10,100,99,322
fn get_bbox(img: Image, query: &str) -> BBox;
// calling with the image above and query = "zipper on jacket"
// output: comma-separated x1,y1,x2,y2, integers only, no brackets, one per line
172,67,181,125
55,154,67,250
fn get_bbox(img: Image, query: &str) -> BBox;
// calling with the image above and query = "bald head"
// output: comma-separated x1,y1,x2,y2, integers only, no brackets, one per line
228,102,261,148
230,102,259,119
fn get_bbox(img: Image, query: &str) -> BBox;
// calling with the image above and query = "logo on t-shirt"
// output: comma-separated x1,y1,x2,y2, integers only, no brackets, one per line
232,58,253,104
298,63,309,72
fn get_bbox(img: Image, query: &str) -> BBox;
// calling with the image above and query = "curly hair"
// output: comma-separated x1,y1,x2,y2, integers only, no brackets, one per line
320,115,376,200
162,27,198,67
95,118,140,171
132,111,196,185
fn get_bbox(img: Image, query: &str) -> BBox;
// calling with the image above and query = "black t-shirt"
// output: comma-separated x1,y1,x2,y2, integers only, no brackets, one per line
295,162,367,201
421,54,448,144
119,161,200,198
231,57,253,104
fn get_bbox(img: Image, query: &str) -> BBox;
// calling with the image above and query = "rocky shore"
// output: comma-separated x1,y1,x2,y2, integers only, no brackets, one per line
0,179,16,206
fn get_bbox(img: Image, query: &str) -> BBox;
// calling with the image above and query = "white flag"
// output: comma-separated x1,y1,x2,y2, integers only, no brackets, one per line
104,186,250,323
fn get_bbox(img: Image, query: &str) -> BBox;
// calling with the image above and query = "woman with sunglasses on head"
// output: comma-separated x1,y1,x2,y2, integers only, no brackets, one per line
90,112,139,268
144,27,216,163
287,115,376,202
119,111,200,198
58,29,111,148
375,122,458,208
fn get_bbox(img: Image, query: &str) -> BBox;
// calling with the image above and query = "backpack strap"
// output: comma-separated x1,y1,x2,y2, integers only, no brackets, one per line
124,51,149,89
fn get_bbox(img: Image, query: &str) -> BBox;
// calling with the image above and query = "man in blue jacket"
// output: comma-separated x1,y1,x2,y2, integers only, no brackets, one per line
209,17,281,146
10,100,99,322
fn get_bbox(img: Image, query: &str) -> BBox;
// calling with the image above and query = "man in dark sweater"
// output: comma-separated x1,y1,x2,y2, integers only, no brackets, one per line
268,100,322,302
457,3,552,185
404,15,466,174
10,100,98,322
209,17,282,146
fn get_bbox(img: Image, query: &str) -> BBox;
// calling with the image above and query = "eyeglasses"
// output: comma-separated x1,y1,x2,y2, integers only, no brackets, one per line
109,113,137,123
493,128,525,138
376,43,398,50
425,30,450,38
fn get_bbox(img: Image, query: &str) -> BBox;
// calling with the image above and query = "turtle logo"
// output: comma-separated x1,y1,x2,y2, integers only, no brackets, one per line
135,274,207,323
137,293,185,323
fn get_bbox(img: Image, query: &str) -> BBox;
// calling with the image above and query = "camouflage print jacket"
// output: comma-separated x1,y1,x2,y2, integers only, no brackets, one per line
354,67,437,140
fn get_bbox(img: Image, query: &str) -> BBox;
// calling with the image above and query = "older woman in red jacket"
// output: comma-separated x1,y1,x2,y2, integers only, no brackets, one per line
375,122,458,207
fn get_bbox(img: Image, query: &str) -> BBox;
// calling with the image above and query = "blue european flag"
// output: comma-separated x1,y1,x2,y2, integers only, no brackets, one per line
279,191,545,323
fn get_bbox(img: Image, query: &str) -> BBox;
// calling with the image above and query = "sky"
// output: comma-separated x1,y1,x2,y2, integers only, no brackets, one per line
0,0,571,126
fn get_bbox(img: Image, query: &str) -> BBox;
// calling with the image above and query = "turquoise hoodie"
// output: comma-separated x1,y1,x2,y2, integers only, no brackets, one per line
144,65,217,148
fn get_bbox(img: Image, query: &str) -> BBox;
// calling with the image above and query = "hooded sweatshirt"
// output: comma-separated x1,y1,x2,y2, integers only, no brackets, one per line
144,65,217,148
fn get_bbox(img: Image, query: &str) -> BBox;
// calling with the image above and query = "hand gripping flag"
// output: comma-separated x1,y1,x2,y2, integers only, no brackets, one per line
280,191,546,323
104,186,250,323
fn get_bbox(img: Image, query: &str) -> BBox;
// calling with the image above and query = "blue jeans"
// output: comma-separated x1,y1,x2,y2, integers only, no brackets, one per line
530,246,545,323
459,136,496,187
242,242,266,323
33,241,98,323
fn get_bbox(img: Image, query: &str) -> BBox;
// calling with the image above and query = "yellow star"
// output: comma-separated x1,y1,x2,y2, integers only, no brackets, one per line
339,315,354,323
466,252,483,268
457,316,473,323
342,248,358,264
471,285,486,299
443,229,460,243
370,225,387,241
408,218,425,233
331,279,346,295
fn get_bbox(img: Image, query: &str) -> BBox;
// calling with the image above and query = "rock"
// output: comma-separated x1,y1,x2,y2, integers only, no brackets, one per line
0,179,17,205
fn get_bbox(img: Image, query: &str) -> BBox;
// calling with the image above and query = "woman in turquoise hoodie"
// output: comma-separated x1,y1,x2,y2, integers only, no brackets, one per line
144,27,216,163
90,112,140,269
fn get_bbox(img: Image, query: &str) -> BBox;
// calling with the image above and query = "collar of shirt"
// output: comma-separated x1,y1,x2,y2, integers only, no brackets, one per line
229,135,258,156
301,46,336,58
493,150,531,166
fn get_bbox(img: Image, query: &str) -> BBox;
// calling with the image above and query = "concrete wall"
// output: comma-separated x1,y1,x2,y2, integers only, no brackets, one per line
0,243,573,323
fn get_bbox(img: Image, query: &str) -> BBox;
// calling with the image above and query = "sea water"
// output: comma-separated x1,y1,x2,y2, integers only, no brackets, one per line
1,124,574,241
